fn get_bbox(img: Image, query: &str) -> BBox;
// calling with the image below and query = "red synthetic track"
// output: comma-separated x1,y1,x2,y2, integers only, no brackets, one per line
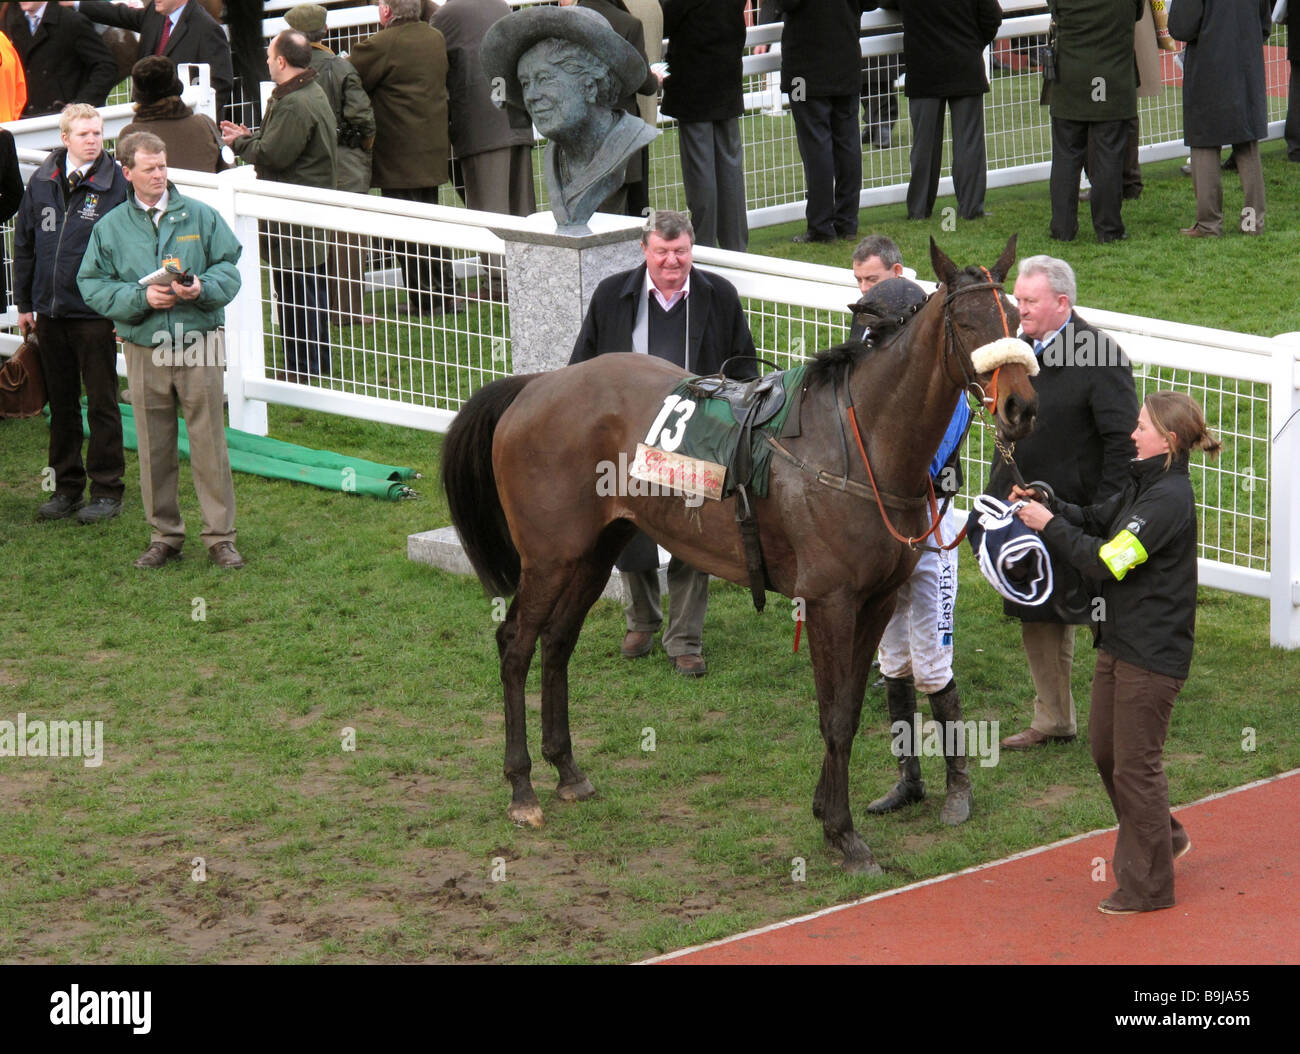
647,770,1299,965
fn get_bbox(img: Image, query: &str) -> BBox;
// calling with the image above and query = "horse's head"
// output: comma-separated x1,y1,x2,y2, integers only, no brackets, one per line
930,235,1037,442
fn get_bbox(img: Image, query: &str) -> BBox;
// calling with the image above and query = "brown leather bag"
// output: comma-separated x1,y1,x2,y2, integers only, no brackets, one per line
0,336,47,418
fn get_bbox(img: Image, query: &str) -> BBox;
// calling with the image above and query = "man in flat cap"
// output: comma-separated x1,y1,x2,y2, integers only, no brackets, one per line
481,4,657,228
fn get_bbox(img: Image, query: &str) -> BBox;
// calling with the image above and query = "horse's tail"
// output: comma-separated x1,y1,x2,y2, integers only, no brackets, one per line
442,374,537,598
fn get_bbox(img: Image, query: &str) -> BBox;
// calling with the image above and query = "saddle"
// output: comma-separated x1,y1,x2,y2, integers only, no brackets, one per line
684,372,788,429
682,369,793,614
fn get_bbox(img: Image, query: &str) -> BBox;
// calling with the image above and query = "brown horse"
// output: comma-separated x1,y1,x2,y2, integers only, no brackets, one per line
442,237,1037,872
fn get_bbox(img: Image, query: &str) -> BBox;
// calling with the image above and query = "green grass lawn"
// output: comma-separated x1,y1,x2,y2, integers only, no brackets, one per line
2,130,1299,963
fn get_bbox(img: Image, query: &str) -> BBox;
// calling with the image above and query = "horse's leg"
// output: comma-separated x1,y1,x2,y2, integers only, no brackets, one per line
539,553,616,802
497,567,569,828
805,593,896,874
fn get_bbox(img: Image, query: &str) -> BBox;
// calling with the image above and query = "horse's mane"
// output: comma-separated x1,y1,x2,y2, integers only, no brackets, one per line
803,340,873,390
803,291,934,390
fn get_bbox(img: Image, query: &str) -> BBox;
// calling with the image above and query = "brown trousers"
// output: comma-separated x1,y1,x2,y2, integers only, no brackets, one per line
123,336,236,550
1190,141,1266,236
1090,650,1187,911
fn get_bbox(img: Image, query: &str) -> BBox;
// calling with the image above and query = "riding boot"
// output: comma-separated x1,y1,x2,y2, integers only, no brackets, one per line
929,678,973,826
866,675,926,813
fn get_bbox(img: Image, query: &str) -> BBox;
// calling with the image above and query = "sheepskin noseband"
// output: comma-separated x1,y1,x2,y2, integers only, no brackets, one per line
971,337,1039,377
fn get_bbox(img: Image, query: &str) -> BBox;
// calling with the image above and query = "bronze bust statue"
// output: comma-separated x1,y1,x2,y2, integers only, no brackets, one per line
482,6,658,230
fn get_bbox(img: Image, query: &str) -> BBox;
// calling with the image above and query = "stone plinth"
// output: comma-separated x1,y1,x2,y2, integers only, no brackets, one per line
492,211,644,375
408,526,669,603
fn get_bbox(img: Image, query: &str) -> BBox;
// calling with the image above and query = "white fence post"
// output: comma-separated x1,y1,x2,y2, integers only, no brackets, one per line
1271,334,1300,648
218,170,269,437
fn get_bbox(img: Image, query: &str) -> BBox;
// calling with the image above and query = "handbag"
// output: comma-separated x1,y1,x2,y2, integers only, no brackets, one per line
0,335,47,418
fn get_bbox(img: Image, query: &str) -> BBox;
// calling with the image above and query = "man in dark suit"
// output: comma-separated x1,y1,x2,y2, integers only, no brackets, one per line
661,0,750,251
70,0,234,119
876,0,1002,221
6,2,119,116
764,0,870,244
570,210,758,676
431,0,534,218
987,254,1138,750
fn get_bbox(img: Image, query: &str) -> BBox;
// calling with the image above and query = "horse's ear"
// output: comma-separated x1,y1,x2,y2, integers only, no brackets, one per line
930,237,958,286
990,234,1019,284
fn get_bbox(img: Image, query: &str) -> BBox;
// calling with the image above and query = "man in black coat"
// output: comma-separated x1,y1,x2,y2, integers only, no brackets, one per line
872,0,1001,221
6,3,119,116
1169,0,1272,236
570,210,758,676
987,254,1137,750
765,0,870,244
71,0,235,119
13,104,130,524
661,0,750,251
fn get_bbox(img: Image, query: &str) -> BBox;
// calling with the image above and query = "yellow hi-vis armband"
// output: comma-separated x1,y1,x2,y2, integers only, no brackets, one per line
1098,529,1148,580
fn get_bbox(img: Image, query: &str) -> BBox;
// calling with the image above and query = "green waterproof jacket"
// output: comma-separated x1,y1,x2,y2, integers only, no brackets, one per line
309,44,374,193
76,184,242,348
231,69,337,190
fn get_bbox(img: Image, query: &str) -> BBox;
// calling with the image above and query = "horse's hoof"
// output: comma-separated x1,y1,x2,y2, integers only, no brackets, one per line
556,777,596,802
843,855,884,877
940,788,973,826
508,802,544,828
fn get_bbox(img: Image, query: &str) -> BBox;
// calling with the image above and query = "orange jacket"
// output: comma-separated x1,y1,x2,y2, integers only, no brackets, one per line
0,32,28,122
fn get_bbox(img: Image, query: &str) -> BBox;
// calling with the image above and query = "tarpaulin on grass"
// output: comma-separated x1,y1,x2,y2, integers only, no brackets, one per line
75,404,419,500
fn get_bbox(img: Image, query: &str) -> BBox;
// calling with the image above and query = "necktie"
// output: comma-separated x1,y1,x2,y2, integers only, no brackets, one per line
68,171,82,190
1033,340,1044,357
156,17,172,55
147,207,159,226
28,15,38,34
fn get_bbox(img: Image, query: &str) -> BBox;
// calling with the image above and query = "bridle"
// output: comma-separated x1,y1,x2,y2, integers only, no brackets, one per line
767,267,1037,552
941,266,1015,412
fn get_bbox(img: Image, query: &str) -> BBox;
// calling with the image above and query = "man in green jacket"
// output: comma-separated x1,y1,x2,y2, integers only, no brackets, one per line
285,3,376,322
77,130,246,570
222,29,337,382
1045,0,1144,243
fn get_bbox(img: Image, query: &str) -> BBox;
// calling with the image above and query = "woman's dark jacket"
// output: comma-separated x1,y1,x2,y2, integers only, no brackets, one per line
1040,455,1198,679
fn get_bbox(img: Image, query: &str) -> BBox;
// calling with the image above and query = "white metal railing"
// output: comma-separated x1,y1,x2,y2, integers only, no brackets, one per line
1,167,1296,645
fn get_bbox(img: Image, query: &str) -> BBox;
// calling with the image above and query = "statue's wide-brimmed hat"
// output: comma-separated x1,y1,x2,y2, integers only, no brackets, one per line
481,6,647,113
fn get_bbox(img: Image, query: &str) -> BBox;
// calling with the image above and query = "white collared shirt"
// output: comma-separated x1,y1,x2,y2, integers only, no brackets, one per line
632,269,691,357
135,189,169,225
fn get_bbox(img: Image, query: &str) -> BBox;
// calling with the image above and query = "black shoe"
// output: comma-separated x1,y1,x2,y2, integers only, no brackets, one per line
1097,231,1129,244
792,230,835,245
77,497,123,524
38,493,84,520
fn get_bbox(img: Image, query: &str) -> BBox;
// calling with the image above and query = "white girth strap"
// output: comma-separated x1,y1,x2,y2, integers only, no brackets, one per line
971,337,1039,376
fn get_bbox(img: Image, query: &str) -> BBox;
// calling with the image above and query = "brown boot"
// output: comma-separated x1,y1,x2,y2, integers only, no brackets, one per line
866,676,926,814
929,679,972,826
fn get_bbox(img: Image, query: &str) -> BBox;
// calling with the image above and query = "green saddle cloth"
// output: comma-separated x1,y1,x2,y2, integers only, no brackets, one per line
661,365,808,500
